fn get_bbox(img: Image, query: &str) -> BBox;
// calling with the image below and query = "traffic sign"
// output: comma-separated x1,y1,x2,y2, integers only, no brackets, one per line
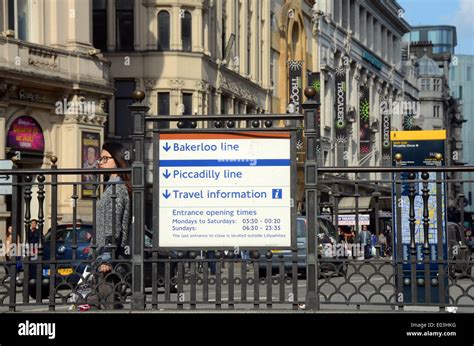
0,160,13,195
158,132,293,248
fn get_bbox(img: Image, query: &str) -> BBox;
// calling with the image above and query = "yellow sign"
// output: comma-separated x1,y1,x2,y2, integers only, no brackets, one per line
390,130,446,141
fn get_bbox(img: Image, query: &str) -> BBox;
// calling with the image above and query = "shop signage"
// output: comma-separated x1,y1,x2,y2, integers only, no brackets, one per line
18,89,45,102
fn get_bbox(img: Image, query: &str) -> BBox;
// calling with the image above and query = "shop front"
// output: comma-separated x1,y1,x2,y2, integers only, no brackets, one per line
0,82,110,243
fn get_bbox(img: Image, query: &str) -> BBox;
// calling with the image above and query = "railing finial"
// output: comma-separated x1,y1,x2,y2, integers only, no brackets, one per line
132,90,146,103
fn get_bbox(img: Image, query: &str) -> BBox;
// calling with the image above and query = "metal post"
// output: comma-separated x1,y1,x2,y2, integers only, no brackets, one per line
302,86,320,310
128,90,150,309
9,158,19,312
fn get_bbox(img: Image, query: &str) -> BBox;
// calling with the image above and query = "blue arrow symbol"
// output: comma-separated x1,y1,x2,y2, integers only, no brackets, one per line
162,190,171,199
163,170,171,179
163,143,171,152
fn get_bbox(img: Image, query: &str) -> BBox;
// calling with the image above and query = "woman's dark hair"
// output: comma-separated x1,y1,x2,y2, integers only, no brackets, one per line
102,142,132,196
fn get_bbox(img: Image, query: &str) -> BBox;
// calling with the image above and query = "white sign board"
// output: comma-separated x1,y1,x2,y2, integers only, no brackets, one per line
0,160,13,195
158,132,292,248
337,214,370,226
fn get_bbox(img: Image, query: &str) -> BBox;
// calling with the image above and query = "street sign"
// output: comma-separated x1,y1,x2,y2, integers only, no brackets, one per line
337,214,370,226
0,160,13,195
391,130,448,304
158,132,292,248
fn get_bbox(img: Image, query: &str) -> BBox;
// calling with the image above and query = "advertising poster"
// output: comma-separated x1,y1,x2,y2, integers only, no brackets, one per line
7,116,45,153
81,132,100,198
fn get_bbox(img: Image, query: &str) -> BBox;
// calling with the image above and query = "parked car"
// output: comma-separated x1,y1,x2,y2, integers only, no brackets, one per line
258,216,347,278
28,224,177,299
448,222,472,279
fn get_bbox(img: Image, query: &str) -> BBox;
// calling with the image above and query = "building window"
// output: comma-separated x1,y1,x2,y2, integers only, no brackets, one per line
421,78,431,91
341,0,348,28
334,0,340,23
158,10,170,51
8,0,29,40
182,93,193,115
116,0,134,51
93,0,108,52
222,6,227,59
350,0,355,31
181,11,192,52
114,80,135,137
410,31,419,42
182,92,193,127
8,0,14,30
433,79,441,91
467,66,472,82
158,92,170,129
459,85,463,99
433,105,440,118
221,95,227,115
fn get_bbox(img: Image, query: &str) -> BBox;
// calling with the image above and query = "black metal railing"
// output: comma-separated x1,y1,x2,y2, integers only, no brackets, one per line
314,166,474,311
0,90,472,312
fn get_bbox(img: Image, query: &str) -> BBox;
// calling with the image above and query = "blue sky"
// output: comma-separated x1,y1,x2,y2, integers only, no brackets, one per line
398,0,474,55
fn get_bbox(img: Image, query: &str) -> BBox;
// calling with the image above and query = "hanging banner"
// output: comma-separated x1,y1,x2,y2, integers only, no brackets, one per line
289,61,303,152
359,85,370,158
335,67,347,164
380,97,391,164
308,71,321,162
288,61,303,113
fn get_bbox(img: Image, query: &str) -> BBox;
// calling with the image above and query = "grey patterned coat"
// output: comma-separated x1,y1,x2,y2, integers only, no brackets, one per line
95,176,130,251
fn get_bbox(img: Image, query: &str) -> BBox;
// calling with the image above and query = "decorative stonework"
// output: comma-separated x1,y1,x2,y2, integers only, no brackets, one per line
144,79,158,90
311,5,322,36
218,73,258,104
195,80,210,92
63,113,107,126
344,30,353,55
169,79,185,89
28,48,58,70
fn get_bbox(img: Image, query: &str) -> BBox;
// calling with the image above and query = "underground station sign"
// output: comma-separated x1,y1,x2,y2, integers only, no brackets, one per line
157,132,292,248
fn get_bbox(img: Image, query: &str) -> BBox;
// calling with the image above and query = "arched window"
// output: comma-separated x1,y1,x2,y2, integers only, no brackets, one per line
158,10,170,51
181,11,192,52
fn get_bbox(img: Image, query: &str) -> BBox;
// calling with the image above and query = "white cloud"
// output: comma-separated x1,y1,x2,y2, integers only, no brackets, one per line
453,0,474,36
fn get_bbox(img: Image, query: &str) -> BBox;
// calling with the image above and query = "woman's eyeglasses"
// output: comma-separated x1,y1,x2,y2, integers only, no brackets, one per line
97,156,113,164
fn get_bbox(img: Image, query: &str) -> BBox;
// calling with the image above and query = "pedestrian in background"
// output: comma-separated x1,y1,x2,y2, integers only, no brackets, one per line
357,225,371,259
370,231,378,257
28,219,39,257
378,232,387,257
5,226,13,261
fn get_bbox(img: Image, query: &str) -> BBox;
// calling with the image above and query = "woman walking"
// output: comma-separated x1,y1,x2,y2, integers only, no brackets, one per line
93,142,131,309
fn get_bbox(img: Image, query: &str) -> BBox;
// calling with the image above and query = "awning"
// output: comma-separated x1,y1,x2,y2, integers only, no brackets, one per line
337,196,392,214
338,197,372,213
